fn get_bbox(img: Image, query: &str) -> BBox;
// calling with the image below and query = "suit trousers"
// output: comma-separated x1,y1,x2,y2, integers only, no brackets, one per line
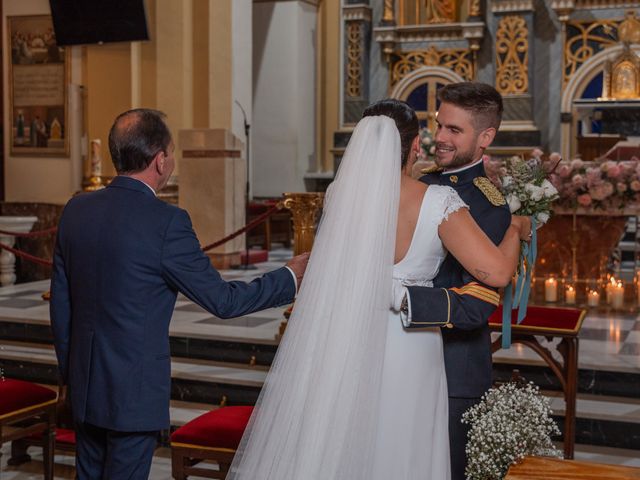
449,397,479,480
75,422,158,480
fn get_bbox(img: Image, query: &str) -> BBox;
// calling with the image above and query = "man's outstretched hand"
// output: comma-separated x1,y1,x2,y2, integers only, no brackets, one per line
286,252,310,287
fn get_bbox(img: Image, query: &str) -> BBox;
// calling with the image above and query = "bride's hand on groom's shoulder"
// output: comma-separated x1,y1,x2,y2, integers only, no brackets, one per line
286,252,310,286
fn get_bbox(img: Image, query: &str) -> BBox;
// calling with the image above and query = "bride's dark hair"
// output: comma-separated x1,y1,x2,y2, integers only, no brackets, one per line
362,99,419,167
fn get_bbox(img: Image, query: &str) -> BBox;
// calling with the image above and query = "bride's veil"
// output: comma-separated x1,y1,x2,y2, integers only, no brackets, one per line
228,115,401,479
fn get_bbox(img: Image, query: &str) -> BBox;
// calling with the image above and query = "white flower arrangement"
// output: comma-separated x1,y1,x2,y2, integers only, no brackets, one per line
418,127,435,160
462,382,562,480
500,153,559,227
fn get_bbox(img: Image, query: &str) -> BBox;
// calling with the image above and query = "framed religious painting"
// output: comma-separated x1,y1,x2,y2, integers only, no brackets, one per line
8,15,69,156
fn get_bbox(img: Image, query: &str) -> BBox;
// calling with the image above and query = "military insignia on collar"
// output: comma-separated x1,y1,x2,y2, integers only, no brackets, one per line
473,177,506,206
421,165,443,175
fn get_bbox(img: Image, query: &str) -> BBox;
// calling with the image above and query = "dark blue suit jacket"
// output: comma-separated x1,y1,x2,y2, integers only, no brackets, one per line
405,162,511,398
50,176,295,431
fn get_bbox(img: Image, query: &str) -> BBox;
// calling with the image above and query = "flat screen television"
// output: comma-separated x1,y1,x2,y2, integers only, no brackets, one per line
49,0,149,46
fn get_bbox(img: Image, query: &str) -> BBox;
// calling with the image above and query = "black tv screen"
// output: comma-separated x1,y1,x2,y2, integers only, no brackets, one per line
49,0,149,46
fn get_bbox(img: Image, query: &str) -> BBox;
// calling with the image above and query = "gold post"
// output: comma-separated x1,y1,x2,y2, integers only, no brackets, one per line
282,192,325,256
278,192,325,338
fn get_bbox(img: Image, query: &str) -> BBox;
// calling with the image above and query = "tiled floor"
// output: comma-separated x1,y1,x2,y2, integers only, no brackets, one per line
1,248,640,477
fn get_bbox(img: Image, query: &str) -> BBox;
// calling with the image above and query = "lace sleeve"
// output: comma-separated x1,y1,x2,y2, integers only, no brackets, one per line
437,186,469,225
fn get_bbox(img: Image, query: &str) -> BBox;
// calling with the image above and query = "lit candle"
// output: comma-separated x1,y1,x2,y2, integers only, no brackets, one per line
612,281,625,309
606,277,617,304
545,277,558,302
587,290,600,307
565,285,576,305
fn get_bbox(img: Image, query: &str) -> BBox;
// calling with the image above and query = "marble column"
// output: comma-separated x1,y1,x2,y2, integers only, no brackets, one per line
178,130,245,270
0,216,38,287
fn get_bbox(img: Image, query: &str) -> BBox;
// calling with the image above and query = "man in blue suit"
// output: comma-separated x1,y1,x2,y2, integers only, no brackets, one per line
396,83,530,480
50,109,309,479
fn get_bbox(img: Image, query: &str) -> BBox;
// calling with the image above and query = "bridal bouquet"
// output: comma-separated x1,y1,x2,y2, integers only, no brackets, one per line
499,150,559,226
462,382,561,480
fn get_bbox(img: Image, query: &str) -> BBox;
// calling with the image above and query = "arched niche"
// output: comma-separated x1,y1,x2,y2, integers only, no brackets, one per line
561,44,640,161
390,66,465,131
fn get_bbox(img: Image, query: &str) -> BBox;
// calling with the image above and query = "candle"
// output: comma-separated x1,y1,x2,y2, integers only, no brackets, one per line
565,285,576,305
545,277,558,302
90,139,102,177
612,281,624,309
587,290,600,307
606,277,617,304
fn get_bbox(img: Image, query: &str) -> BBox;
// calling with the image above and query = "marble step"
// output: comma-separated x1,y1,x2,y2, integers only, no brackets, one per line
2,341,639,450
0,341,267,406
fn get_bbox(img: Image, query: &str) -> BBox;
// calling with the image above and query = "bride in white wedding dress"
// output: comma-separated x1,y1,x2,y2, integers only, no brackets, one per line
228,100,529,480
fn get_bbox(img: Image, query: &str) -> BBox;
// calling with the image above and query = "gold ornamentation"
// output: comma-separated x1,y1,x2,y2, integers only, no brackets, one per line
383,0,396,23
425,0,456,24
469,0,481,17
282,192,325,256
473,177,506,206
618,9,640,44
449,175,459,184
421,164,443,174
564,19,618,86
603,44,640,100
390,46,474,86
495,15,529,95
346,22,362,98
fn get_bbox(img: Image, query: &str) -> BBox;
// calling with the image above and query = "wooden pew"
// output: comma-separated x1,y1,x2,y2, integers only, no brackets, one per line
506,456,640,479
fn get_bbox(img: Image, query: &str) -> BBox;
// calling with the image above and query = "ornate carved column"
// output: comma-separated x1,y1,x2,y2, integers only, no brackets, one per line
282,193,324,256
342,2,372,125
491,0,541,151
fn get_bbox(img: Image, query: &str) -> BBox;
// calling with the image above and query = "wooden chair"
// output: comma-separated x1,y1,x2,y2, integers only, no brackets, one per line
0,378,57,479
9,383,76,464
170,406,253,480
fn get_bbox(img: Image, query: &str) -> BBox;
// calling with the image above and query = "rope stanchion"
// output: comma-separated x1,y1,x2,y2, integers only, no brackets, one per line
0,202,283,268
0,242,53,267
0,226,58,238
201,203,282,253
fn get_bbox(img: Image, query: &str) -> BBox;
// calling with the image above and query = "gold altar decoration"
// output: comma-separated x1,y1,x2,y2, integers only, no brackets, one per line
398,0,457,26
390,46,474,86
84,138,105,191
383,0,396,24
564,19,619,86
601,12,640,100
346,22,363,98
469,0,481,17
619,9,640,44
282,193,324,256
495,15,529,95
425,0,456,24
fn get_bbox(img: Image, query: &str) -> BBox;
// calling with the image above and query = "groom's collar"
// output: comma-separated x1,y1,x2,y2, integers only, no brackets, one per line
439,160,485,187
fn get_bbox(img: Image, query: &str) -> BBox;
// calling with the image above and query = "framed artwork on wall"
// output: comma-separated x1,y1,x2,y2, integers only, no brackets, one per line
8,15,69,156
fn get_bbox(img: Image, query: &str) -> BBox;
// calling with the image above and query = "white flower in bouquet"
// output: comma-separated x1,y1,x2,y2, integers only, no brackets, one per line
502,175,514,188
524,183,545,202
540,179,558,198
536,211,550,225
506,194,521,213
462,382,562,480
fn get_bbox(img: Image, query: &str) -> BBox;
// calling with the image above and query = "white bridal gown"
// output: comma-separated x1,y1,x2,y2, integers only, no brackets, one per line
372,184,465,480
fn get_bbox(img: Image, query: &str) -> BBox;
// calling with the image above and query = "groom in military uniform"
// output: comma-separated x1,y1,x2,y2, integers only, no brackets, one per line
398,82,528,480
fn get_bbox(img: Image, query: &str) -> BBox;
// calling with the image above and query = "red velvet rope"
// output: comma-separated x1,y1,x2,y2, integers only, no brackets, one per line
0,241,53,267
0,203,283,268
201,204,282,252
0,226,58,238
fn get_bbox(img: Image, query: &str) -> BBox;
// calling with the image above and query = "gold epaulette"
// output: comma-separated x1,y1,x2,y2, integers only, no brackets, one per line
473,177,506,206
421,165,444,175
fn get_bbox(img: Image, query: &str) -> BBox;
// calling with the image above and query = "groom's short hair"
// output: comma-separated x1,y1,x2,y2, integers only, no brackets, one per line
437,82,503,132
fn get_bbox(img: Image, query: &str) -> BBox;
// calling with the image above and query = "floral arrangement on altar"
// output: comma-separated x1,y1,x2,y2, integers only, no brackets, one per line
462,382,562,480
547,157,640,211
418,127,435,160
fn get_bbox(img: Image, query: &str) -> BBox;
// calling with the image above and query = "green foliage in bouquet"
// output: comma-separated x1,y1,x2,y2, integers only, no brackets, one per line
462,382,562,480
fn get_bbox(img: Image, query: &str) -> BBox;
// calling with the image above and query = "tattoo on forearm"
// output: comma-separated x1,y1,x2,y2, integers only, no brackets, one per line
475,270,490,281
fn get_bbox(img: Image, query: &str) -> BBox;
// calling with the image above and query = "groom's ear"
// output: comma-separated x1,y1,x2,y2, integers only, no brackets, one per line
478,127,496,149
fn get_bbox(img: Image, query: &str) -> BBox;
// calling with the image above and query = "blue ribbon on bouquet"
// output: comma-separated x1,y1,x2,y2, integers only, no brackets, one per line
501,217,537,349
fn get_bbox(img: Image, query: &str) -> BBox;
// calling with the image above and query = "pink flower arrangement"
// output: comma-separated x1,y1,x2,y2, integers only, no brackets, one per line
549,157,640,211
